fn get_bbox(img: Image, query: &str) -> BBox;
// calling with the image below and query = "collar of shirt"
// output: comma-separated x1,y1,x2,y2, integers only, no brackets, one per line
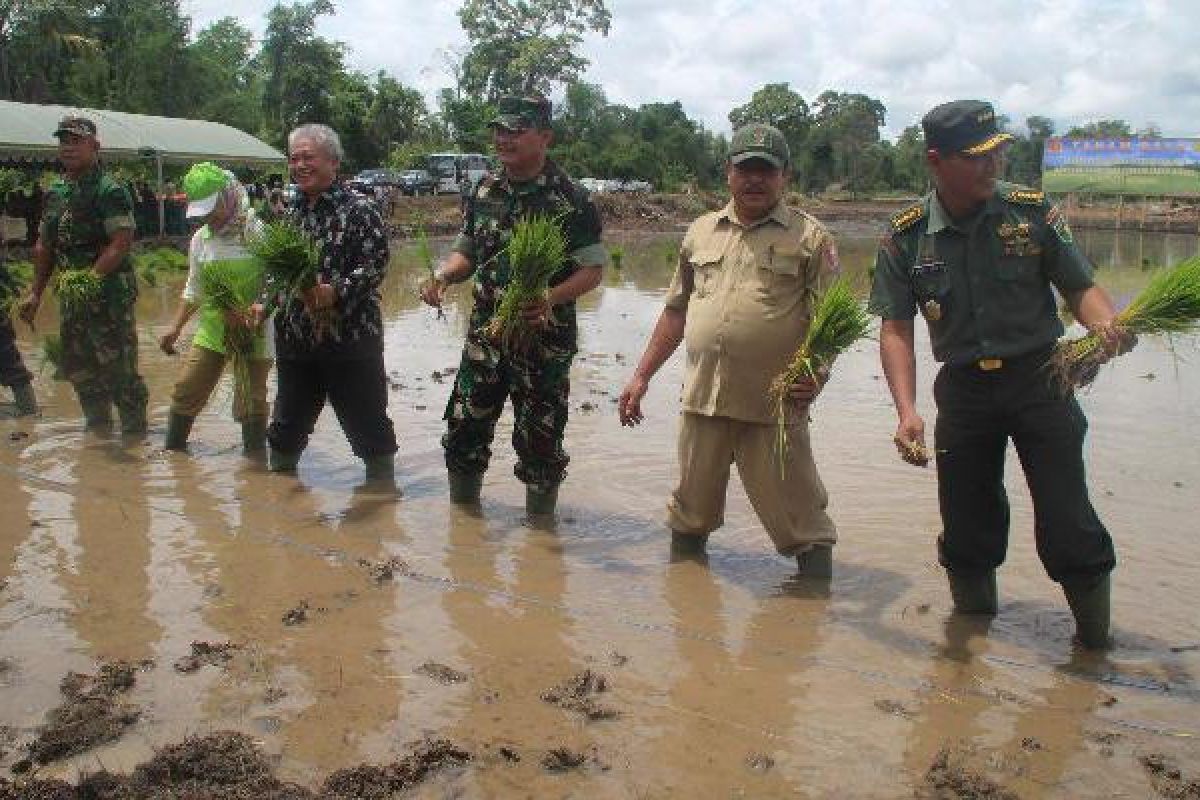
294,182,347,214
927,190,1006,235
66,165,103,190
493,160,563,196
715,200,793,231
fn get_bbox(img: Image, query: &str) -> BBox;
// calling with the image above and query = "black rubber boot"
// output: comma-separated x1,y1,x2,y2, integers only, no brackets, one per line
363,454,395,481
448,471,483,504
669,531,709,562
79,396,113,431
947,569,999,615
795,544,834,578
268,447,300,473
1063,575,1111,650
241,416,267,454
526,483,559,515
11,382,37,417
164,412,194,451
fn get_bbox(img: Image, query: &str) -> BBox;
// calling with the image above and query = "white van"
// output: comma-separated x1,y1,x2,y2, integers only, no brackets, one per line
426,153,492,194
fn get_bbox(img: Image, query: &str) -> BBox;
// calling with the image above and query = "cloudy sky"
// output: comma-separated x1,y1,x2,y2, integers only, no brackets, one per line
182,0,1200,140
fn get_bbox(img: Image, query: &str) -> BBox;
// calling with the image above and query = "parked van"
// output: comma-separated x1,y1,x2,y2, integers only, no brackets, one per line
426,153,492,194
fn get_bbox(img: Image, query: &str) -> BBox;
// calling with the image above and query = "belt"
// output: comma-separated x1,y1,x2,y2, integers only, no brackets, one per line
977,358,1004,371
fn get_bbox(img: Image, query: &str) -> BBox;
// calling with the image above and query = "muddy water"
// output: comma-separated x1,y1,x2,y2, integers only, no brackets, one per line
1,225,1198,797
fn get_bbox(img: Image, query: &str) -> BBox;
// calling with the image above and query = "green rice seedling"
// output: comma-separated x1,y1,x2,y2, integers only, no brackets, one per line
246,219,328,336
483,214,568,353
768,277,872,469
200,261,256,402
0,261,31,318
1047,256,1200,393
54,268,103,313
609,245,624,269
41,333,64,380
413,228,444,320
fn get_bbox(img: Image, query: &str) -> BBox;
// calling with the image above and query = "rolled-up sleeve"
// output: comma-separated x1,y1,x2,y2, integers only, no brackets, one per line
868,233,916,320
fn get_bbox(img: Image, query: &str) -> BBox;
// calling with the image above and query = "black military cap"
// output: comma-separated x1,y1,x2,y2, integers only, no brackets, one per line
489,95,552,131
921,100,1013,155
53,115,98,138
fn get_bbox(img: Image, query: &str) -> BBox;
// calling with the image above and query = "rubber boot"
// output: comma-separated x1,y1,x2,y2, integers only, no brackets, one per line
164,412,194,451
795,544,834,578
268,447,300,473
11,382,37,417
363,453,395,481
1063,575,1111,650
241,416,267,454
669,531,709,562
947,569,999,615
448,471,482,504
526,483,559,516
79,396,113,431
119,405,148,435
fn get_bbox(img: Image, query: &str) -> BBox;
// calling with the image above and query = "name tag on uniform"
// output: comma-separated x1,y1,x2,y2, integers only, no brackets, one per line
911,259,946,277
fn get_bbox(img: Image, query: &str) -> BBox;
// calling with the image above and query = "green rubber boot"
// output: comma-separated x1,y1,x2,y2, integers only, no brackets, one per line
164,412,194,451
363,453,395,481
947,569,999,615
11,382,37,417
669,531,709,563
448,471,482,504
526,483,559,516
241,416,267,454
1063,575,1111,650
79,396,113,431
268,447,300,473
795,544,834,578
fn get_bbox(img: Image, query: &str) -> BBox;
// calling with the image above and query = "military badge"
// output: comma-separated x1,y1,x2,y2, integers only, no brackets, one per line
890,204,925,233
923,299,942,321
1046,205,1074,244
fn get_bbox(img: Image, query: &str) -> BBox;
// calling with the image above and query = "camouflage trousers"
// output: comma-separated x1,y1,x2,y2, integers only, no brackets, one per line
442,331,572,489
60,276,148,432
0,314,33,388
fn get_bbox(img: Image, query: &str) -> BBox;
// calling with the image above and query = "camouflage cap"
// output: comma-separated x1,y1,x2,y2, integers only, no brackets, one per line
922,100,1014,155
489,94,552,131
53,115,98,139
728,123,789,169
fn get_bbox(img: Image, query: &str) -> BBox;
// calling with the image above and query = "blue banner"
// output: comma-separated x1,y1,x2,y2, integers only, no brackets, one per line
1043,137,1200,168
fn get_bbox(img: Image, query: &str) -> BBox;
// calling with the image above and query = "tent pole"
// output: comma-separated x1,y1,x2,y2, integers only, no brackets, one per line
156,154,165,239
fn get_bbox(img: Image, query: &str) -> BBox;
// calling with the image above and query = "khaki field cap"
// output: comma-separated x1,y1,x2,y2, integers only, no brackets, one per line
922,100,1014,155
489,94,552,131
53,115,98,139
729,123,789,169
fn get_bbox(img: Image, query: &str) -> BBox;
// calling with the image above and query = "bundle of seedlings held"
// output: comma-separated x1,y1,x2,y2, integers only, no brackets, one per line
768,277,871,469
483,213,568,352
1047,256,1200,393
246,220,328,338
0,260,31,318
41,333,64,380
54,268,103,314
200,261,256,400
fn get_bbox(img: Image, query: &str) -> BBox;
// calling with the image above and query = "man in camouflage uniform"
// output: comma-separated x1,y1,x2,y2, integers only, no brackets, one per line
869,100,1133,649
21,116,147,433
420,94,606,515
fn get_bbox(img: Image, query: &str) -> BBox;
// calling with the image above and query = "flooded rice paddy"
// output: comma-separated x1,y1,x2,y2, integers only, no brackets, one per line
1,225,1198,797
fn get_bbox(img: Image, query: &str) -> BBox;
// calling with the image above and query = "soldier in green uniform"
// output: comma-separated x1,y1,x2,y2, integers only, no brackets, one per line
419,94,607,515
20,115,147,433
869,100,1133,649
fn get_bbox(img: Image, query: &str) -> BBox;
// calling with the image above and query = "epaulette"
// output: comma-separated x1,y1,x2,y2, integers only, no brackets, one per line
890,203,925,233
1006,189,1044,205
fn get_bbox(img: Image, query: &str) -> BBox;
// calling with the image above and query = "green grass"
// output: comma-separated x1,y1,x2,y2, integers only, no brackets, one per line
1043,168,1200,197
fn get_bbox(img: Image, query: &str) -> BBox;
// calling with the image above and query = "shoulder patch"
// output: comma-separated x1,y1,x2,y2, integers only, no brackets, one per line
890,204,925,233
1006,189,1045,205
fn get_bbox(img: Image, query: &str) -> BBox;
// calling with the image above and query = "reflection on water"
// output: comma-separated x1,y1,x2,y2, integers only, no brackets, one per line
0,226,1197,796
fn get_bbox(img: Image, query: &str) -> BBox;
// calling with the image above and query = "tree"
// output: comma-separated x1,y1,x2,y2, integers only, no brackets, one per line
259,0,345,143
805,90,887,195
1065,119,1132,138
455,0,610,101
0,0,98,102
186,16,262,131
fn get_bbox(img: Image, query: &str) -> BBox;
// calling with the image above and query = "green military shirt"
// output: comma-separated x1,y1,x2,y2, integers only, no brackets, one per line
452,159,606,356
868,181,1094,367
39,166,136,273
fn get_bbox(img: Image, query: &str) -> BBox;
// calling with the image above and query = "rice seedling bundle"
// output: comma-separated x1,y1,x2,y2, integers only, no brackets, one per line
768,278,872,466
414,228,444,320
483,214,568,353
200,260,259,400
0,261,31,318
54,269,103,313
1047,256,1200,393
41,333,64,380
246,219,330,337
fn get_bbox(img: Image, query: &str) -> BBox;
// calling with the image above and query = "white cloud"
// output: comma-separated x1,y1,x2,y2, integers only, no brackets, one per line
181,0,1200,139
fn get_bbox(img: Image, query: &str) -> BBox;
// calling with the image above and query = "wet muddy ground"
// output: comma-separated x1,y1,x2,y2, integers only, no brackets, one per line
1,225,1198,798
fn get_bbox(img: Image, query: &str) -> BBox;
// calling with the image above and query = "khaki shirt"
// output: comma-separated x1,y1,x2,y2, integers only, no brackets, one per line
666,201,839,424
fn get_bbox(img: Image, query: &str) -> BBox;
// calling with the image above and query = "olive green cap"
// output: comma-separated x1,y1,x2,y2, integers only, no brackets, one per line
489,94,552,131
728,123,789,169
922,100,1014,155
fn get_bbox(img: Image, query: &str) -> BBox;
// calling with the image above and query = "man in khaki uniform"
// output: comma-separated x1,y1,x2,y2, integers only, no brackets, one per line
619,124,841,576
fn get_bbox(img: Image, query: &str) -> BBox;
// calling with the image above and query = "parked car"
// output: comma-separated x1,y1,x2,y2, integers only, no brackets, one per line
347,169,399,193
398,169,436,196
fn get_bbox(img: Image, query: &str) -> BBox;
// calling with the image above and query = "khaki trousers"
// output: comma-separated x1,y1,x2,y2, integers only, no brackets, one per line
667,412,836,555
170,345,271,421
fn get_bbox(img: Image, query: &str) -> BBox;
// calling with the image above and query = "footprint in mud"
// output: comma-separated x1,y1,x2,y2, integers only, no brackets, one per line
540,669,618,721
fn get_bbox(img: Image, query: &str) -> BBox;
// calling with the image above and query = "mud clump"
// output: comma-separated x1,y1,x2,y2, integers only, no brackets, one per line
25,661,143,765
921,746,1019,800
282,601,309,626
415,662,468,685
540,670,618,720
173,641,240,673
357,557,410,585
1140,753,1200,799
321,738,471,799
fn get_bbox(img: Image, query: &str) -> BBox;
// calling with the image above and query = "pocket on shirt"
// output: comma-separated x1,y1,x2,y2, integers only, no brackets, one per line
690,250,724,298
758,247,805,302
